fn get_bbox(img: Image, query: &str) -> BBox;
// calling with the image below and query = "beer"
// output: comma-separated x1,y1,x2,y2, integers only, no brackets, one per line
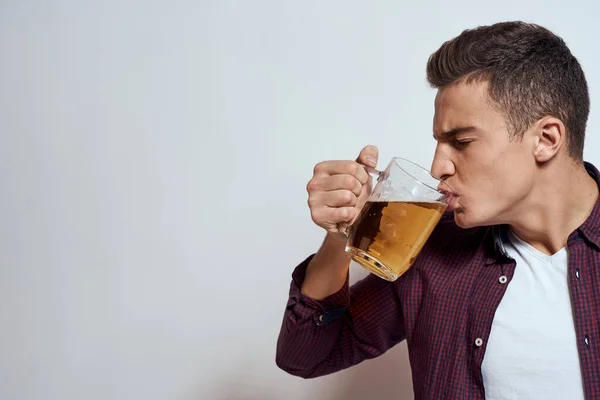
346,200,446,281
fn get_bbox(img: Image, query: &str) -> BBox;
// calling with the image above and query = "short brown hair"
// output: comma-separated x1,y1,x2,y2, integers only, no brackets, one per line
427,21,590,160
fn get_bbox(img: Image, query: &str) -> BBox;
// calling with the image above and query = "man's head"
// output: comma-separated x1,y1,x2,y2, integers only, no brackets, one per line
427,21,591,228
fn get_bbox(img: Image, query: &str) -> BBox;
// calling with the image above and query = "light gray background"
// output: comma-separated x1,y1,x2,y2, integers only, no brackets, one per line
1,1,599,399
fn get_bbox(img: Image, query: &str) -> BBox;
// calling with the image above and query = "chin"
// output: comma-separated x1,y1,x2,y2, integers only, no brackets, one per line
453,209,485,229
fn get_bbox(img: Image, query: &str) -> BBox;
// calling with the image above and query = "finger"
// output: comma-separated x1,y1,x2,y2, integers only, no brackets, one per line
320,190,358,208
356,145,379,168
311,206,357,226
313,160,369,183
311,174,362,197
330,207,358,224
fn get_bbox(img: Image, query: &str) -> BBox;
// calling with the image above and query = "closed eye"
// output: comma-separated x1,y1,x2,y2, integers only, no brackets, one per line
453,139,473,148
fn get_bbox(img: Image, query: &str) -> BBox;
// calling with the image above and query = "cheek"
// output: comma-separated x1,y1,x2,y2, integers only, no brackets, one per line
472,165,530,211
455,144,522,201
458,166,509,213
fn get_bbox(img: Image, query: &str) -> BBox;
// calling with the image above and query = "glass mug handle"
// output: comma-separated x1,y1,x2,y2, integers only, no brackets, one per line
336,165,383,236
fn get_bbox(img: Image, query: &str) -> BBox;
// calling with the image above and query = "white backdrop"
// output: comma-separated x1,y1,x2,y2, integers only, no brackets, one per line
1,1,600,399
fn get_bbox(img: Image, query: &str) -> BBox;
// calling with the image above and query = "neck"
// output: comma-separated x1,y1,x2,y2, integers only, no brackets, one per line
508,160,599,255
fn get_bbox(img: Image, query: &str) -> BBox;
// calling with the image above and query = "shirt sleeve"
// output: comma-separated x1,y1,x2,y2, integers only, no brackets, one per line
275,254,407,378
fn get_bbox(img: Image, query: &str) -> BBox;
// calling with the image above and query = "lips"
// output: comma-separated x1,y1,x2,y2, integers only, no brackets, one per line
445,194,459,211
437,183,458,211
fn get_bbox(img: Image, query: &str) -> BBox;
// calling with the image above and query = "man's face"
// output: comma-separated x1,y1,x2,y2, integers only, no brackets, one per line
431,80,536,229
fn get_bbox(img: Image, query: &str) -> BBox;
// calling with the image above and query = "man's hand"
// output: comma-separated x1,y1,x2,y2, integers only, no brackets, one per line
306,145,379,236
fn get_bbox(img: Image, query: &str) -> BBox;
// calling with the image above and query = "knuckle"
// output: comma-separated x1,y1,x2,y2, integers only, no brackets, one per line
306,179,318,193
355,170,368,185
311,209,328,225
347,161,359,175
339,208,350,219
310,209,320,224
313,161,326,175
343,175,356,189
342,190,355,204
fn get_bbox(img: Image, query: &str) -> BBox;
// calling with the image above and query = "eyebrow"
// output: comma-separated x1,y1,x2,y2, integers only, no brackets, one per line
433,126,477,141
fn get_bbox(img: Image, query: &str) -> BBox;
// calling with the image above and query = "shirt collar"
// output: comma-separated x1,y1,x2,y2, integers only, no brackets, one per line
486,225,512,264
576,161,600,248
487,161,600,261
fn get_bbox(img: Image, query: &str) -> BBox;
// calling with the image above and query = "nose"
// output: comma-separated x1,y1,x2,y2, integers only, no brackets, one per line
431,144,455,182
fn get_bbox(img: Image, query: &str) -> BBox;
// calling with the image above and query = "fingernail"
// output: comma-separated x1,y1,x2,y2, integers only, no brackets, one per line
366,157,377,166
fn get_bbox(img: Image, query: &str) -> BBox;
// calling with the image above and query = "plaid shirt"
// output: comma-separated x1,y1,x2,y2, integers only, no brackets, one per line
276,162,600,399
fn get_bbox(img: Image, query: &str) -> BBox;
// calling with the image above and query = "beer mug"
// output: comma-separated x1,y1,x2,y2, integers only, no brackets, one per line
342,157,452,281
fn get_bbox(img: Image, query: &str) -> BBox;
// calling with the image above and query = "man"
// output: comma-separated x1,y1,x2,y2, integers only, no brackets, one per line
276,21,600,399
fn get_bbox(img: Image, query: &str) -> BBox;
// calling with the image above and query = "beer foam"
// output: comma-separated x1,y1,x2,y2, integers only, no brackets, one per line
369,182,444,203
368,197,445,204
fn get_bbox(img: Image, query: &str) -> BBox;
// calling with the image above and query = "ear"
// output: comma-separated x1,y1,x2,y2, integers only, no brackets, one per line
532,116,566,163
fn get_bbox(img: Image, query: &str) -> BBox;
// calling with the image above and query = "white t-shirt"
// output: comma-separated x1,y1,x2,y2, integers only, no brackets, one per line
481,229,585,399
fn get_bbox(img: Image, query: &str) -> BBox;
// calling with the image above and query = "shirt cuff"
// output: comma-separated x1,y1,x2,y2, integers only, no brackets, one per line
286,254,350,325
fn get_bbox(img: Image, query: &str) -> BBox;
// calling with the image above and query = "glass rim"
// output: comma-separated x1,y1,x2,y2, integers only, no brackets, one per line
391,156,448,194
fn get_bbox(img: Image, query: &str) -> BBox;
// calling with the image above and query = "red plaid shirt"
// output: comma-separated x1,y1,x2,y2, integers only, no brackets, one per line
276,162,600,399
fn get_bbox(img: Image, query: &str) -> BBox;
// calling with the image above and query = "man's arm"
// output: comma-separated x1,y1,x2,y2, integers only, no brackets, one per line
300,233,350,300
276,253,406,378
275,145,405,377
299,145,377,300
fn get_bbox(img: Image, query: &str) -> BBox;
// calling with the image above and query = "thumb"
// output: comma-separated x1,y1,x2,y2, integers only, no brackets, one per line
356,145,378,168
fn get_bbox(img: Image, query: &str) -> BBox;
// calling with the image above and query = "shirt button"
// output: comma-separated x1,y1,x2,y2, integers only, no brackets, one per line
499,276,508,284
475,338,484,347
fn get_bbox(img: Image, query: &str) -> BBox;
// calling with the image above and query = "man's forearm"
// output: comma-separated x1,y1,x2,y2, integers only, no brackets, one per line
301,233,351,300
